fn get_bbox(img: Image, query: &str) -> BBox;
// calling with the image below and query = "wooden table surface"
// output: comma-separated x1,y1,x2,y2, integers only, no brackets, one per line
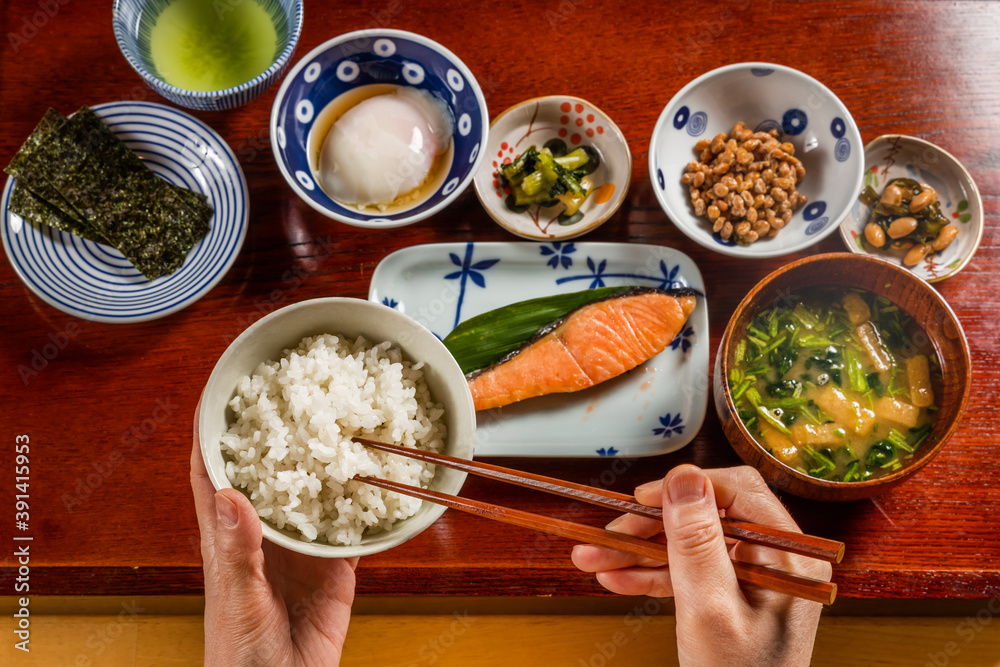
1,0,998,602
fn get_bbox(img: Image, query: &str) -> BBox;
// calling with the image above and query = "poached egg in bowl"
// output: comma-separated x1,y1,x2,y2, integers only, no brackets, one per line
313,86,454,211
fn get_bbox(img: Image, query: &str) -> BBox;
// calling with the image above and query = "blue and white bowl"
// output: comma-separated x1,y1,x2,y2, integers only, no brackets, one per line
649,63,864,258
270,29,489,228
112,0,303,111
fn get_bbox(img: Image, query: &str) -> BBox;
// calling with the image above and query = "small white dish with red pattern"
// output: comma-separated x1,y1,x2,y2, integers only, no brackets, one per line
473,96,630,241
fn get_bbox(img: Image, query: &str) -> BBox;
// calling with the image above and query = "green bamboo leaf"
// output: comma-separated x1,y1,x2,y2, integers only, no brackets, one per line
443,286,637,374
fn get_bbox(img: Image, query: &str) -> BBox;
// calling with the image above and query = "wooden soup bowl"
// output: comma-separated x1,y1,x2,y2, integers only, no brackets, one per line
714,253,971,501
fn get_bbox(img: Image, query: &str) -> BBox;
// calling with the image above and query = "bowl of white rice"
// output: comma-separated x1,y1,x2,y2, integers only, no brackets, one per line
198,297,476,558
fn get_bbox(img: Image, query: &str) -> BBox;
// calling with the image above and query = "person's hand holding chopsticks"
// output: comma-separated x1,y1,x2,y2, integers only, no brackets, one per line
571,464,831,667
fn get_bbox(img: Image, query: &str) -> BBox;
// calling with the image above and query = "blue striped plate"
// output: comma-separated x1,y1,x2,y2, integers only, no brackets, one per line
1,101,248,323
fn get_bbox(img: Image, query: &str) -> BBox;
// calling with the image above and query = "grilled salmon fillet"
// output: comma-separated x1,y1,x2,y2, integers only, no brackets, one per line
467,288,697,411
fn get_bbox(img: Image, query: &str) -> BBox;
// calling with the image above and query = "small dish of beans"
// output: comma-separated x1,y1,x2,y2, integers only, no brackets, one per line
858,179,957,267
840,134,983,283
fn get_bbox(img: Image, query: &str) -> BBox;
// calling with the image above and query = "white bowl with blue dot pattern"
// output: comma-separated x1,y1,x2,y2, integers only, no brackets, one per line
270,29,489,228
649,62,864,258
112,0,302,111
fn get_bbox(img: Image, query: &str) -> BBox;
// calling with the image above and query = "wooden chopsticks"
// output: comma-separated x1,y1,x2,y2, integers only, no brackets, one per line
352,437,844,564
355,474,837,605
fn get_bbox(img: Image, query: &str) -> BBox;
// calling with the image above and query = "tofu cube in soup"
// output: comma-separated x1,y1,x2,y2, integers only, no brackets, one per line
906,354,935,407
814,385,876,436
874,396,920,429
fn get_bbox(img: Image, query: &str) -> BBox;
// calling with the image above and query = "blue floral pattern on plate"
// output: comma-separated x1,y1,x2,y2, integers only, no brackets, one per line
540,242,576,269
443,242,500,327
653,413,685,439
670,325,696,353
368,242,709,458
555,257,703,294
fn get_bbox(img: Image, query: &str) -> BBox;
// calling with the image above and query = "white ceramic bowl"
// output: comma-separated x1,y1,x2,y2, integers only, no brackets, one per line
270,29,489,228
839,135,983,282
649,62,864,258
198,297,477,558
112,0,302,111
473,96,631,240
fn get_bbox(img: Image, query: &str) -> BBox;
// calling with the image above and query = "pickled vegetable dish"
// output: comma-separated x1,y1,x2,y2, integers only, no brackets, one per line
495,139,600,225
728,287,938,482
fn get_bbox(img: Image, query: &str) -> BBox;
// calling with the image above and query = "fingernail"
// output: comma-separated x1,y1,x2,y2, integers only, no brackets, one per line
605,515,628,531
634,479,661,495
667,468,707,505
216,493,238,528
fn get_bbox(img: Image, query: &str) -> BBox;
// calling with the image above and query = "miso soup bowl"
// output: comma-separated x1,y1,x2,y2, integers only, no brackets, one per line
112,0,303,111
713,253,971,501
198,297,477,557
270,29,489,228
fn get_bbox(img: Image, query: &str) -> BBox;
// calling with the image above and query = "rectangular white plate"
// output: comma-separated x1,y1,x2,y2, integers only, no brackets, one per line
369,242,708,457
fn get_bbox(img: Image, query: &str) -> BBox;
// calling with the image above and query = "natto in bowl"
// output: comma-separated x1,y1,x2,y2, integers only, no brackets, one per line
650,62,864,258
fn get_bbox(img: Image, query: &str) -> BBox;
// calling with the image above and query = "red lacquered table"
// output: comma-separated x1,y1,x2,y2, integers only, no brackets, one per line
1,0,998,605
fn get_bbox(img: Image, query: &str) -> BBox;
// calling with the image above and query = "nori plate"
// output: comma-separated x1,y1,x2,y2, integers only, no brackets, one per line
4,106,213,280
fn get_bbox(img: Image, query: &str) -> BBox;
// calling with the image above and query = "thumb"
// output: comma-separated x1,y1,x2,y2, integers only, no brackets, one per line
211,488,264,579
203,490,275,665
662,465,740,608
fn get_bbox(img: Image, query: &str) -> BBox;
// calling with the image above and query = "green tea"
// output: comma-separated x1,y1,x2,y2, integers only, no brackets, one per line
142,0,285,92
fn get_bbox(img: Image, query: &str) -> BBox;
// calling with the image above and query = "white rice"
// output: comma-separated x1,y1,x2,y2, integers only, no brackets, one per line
220,334,446,546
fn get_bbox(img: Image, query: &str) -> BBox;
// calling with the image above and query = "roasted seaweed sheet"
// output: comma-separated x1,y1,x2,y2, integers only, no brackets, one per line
4,106,213,279
9,183,109,244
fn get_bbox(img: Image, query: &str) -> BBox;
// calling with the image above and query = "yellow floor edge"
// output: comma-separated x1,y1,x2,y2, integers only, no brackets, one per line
3,610,1000,666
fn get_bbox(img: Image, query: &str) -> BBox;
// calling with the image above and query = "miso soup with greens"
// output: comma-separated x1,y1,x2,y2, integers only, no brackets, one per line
728,287,939,482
